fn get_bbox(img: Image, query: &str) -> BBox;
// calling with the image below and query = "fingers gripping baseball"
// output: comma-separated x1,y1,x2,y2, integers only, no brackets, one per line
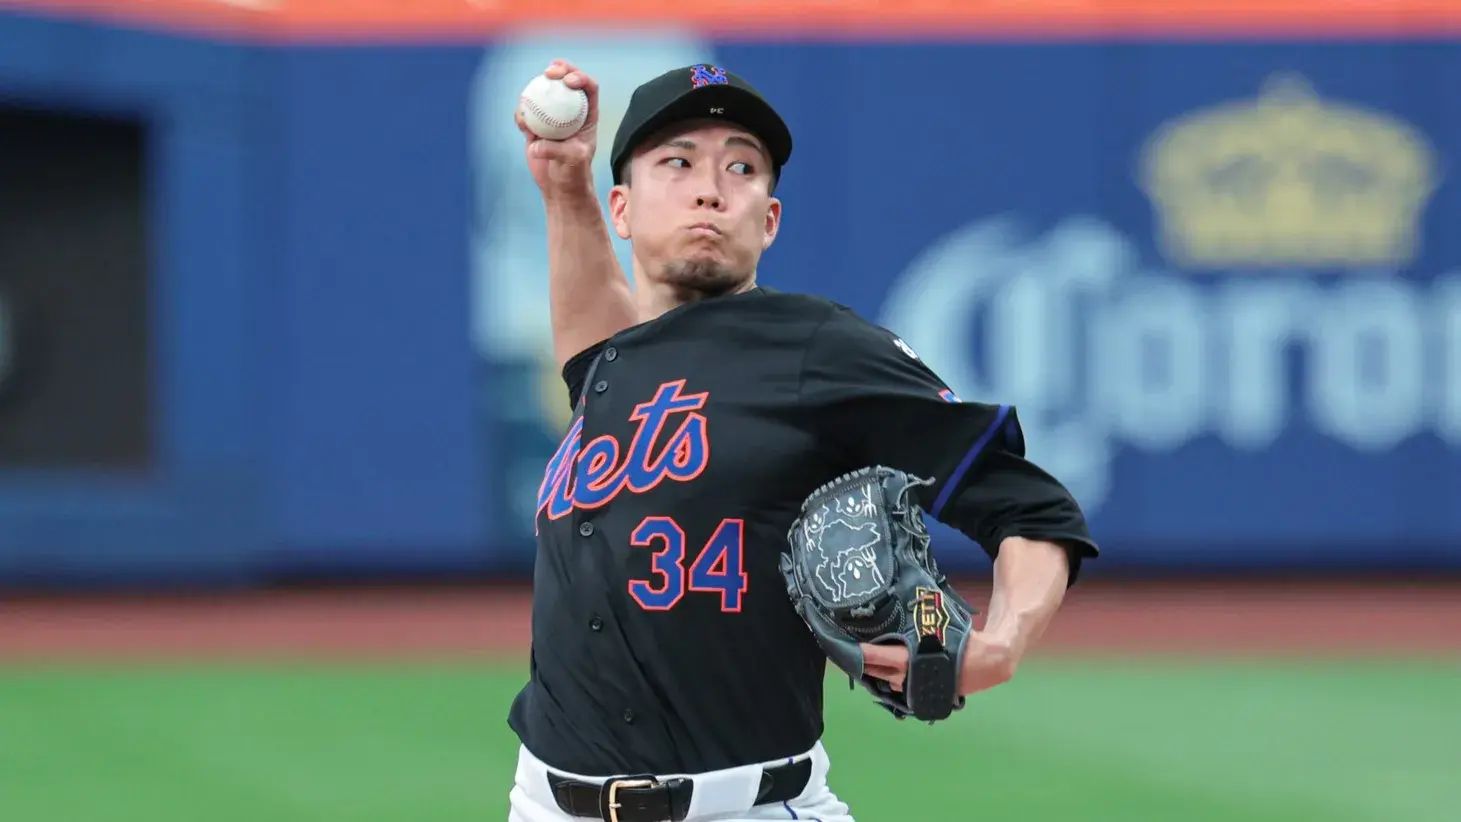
517,59,600,192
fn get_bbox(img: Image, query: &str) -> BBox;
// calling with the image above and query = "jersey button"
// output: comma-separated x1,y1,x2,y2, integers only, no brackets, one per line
593,380,608,394
622,709,635,724
578,522,594,537
589,616,603,632
604,347,617,362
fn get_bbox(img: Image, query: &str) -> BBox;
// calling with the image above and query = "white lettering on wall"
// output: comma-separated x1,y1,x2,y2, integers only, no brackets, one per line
879,218,1459,515
1308,279,1425,451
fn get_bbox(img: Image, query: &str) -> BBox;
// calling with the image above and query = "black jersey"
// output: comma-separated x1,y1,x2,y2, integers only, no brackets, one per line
508,287,1097,776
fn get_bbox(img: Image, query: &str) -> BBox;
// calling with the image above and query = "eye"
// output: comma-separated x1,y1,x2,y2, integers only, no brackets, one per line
663,157,690,169
729,161,754,175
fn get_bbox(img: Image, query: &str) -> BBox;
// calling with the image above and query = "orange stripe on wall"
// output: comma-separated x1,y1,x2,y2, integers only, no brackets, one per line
2,0,1459,41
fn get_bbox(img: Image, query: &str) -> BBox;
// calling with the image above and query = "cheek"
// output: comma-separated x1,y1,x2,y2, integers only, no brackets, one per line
628,203,674,248
739,211,771,245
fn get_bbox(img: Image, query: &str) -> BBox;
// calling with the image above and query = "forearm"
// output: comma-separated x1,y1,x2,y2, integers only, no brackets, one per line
981,537,1072,661
544,188,637,366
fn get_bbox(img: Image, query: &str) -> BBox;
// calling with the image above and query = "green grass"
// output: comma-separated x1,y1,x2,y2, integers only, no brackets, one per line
1,659,1457,822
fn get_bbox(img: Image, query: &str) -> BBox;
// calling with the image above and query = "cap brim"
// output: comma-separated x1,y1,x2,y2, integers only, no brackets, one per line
613,85,792,184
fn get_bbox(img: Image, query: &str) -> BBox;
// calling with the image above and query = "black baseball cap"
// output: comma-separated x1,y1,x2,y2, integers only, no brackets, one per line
610,64,793,187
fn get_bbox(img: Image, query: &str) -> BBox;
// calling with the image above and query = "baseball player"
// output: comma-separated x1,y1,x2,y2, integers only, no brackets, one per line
505,59,1099,822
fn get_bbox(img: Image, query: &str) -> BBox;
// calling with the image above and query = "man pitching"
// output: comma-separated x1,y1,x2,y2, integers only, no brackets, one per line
505,58,1099,822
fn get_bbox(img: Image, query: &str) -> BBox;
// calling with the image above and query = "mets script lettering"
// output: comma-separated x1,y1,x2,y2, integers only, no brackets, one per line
537,380,710,522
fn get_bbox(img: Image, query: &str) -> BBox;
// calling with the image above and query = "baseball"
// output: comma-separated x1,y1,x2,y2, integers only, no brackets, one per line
518,74,590,141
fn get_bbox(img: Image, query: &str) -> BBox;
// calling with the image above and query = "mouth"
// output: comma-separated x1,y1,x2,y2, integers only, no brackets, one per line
686,222,722,236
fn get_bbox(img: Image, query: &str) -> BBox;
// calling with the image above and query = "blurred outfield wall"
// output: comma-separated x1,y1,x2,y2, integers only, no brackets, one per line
0,2,1459,589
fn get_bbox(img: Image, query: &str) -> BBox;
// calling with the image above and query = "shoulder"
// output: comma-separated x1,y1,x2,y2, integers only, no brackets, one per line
800,298,924,361
741,289,928,367
753,290,903,342
792,293,948,395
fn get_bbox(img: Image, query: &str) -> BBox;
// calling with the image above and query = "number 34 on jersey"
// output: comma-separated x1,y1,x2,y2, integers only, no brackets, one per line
628,517,747,614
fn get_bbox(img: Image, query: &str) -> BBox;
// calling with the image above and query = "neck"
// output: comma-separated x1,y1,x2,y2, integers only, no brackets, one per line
633,273,757,322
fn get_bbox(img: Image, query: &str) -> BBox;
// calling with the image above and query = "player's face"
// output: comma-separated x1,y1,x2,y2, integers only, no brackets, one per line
610,121,782,299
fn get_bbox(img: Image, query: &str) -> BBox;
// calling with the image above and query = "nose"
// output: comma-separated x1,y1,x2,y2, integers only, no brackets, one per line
690,166,724,210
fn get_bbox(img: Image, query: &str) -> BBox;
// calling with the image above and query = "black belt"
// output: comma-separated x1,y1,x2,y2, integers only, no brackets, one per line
547,756,813,822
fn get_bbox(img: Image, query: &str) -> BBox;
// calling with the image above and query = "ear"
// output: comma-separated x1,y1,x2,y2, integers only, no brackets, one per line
608,184,632,240
762,197,782,251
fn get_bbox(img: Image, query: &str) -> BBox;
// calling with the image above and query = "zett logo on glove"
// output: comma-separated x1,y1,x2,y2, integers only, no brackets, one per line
912,587,951,646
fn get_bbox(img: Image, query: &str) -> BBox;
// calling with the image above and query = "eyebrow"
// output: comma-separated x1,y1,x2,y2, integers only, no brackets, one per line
725,135,765,154
659,135,768,156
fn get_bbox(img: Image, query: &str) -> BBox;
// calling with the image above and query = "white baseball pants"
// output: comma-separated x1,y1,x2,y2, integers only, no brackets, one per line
507,740,855,822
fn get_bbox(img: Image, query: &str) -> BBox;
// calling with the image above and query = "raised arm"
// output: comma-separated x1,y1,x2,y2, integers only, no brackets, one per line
516,60,638,367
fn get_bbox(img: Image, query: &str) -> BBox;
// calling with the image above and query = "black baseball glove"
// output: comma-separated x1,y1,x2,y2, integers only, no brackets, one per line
780,466,977,723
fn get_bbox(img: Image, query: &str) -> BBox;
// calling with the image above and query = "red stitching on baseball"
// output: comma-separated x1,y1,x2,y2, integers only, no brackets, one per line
520,95,586,130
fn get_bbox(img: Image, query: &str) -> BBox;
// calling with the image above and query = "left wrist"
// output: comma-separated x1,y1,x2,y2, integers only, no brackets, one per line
958,626,1021,694
991,631,1023,663
980,612,1020,652
979,622,1026,667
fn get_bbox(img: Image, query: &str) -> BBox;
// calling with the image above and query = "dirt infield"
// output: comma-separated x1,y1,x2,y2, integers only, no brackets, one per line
1,579,1458,664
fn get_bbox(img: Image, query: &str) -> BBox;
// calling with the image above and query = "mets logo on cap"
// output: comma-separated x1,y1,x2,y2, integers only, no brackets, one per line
689,65,729,88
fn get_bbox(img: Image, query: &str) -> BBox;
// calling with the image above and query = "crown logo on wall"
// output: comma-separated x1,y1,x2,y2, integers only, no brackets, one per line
1138,73,1439,269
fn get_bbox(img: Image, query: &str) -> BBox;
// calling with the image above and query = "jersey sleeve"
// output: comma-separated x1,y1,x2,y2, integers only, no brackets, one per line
560,340,608,413
799,305,1098,582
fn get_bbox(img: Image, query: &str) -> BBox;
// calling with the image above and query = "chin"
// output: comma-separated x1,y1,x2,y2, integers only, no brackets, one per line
661,257,752,299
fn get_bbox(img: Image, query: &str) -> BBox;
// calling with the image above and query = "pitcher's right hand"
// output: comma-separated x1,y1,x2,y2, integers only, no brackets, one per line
517,59,600,201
